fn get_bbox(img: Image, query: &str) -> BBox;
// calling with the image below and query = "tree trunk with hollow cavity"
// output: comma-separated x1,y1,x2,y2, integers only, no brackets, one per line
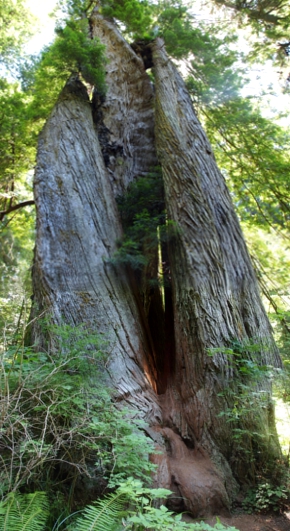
150,38,282,510
31,15,282,518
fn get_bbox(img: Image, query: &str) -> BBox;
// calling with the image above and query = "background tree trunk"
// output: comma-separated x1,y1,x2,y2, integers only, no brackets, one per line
31,22,282,518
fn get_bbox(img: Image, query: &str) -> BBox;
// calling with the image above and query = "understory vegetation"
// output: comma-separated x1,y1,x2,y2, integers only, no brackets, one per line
1,321,289,528
0,321,241,530
1,0,290,528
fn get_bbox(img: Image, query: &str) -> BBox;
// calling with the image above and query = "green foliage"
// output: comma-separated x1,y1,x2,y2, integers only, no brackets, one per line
52,19,107,87
274,396,290,456
210,0,290,64
114,168,178,286
242,225,290,303
113,170,166,270
20,18,106,123
0,80,36,192
205,98,290,233
161,4,236,60
0,0,35,68
208,339,280,479
243,482,288,513
208,337,271,375
101,0,153,37
271,310,290,456
57,0,153,38
273,310,290,380
186,54,242,108
126,505,237,530
0,479,238,531
0,200,35,335
68,489,129,531
0,80,36,334
64,478,239,531
0,322,156,499
57,0,98,18
119,479,238,531
117,170,164,229
151,2,243,107
0,78,36,239
0,491,49,531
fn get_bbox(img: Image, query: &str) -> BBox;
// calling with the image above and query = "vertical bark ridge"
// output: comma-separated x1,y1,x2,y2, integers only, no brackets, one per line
32,76,161,423
31,18,283,516
90,11,158,196
90,14,166,372
152,38,281,486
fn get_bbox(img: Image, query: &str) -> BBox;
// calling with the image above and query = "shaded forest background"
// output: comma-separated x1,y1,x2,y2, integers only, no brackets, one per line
1,0,290,529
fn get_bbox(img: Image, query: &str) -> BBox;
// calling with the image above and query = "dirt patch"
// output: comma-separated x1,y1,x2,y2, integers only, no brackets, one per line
183,511,290,530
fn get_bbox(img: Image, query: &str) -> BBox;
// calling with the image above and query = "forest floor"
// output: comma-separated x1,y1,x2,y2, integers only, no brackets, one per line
204,512,290,531
184,510,290,530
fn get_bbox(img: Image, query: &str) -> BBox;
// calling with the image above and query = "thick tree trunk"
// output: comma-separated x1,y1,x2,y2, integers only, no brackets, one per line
150,39,282,503
32,76,160,422
89,12,163,342
31,20,282,518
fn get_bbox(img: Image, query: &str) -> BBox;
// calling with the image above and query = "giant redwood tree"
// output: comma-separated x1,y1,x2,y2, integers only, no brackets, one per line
31,4,282,517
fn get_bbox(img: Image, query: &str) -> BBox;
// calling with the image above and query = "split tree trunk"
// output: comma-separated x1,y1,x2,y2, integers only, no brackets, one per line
31,16,282,518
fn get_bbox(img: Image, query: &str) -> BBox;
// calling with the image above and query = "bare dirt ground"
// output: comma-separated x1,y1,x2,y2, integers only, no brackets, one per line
184,511,290,530
205,512,290,531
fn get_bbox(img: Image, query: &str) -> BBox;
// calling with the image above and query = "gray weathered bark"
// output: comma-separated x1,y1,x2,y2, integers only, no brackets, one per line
151,37,281,498
31,19,282,518
90,11,157,196
32,76,160,422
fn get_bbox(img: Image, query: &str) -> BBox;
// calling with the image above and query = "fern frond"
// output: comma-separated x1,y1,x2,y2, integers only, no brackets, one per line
73,491,128,531
0,491,48,531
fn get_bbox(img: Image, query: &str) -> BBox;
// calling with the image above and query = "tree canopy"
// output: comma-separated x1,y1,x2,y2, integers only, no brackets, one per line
0,0,35,68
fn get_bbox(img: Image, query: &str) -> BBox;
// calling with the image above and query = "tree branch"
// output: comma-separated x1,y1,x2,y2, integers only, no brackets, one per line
0,199,35,221
214,0,286,24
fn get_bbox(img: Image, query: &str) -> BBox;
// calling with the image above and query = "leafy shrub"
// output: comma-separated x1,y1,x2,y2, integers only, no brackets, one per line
20,17,107,122
0,322,155,503
62,478,239,531
113,168,179,281
114,169,166,270
207,339,281,480
51,19,107,88
100,0,153,37
0,480,240,531
243,482,288,513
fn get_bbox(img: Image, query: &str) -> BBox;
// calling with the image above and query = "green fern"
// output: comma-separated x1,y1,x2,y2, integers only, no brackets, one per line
72,491,128,531
0,491,48,531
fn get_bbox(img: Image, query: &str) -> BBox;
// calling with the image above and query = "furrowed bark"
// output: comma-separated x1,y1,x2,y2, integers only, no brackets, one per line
90,11,157,196
152,37,281,493
31,18,283,518
90,11,164,367
32,76,161,423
